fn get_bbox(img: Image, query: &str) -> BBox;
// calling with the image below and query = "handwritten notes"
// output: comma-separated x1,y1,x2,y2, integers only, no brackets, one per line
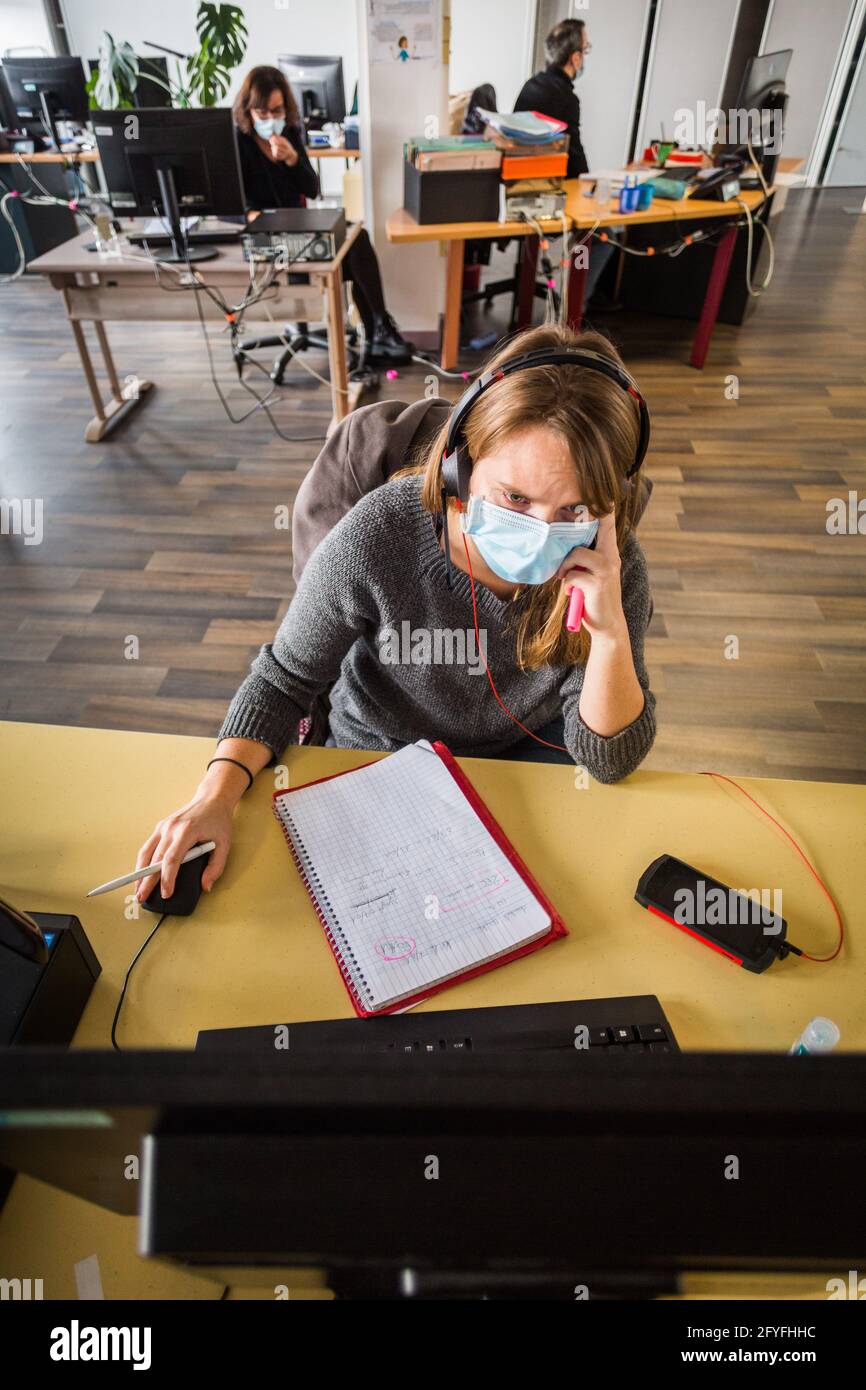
275,741,551,1010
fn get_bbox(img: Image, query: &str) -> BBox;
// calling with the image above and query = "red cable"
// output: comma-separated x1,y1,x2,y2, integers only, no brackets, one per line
458,517,569,753
456,508,844,963
700,771,844,963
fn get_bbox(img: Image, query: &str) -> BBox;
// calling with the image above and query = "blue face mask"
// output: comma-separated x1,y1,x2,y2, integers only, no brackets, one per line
253,116,285,139
461,495,599,586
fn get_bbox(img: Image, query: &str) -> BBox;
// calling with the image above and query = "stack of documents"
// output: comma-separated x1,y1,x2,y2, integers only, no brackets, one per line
404,135,502,173
477,108,567,145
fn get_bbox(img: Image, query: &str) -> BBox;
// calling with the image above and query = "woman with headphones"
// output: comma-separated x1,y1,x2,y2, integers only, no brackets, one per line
135,322,657,901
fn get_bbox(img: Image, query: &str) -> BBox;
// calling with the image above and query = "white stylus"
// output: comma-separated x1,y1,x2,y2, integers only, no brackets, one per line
86,842,216,898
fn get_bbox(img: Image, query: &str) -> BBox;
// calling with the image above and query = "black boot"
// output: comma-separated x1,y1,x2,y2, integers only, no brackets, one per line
368,311,416,364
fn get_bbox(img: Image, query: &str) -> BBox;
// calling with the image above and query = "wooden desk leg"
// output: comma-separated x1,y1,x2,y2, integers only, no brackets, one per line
516,235,539,329
93,321,123,402
691,223,738,370
66,314,153,443
325,266,350,427
441,239,465,371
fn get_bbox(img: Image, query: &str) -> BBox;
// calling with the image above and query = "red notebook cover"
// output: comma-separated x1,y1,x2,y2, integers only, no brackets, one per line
272,741,568,1017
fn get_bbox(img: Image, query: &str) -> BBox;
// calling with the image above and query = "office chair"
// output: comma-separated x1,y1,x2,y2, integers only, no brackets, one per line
235,312,363,385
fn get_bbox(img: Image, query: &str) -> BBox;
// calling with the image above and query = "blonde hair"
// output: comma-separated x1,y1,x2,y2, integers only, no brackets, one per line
399,322,645,670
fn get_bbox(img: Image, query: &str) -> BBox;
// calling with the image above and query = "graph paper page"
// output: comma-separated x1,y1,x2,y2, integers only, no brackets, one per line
275,741,550,1010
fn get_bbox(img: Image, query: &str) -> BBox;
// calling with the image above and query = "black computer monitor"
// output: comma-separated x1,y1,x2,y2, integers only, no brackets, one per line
731,49,792,183
2,1048,864,1297
737,48,793,110
87,54,172,110
91,107,245,262
279,53,345,129
0,56,89,150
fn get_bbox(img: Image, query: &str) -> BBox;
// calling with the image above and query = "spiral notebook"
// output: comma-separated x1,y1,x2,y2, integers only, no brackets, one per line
273,740,567,1016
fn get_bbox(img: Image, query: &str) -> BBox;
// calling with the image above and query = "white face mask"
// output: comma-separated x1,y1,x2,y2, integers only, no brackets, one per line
461,495,598,585
253,115,285,140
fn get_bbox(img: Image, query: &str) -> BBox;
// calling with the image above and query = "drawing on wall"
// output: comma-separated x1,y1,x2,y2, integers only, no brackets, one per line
368,0,438,64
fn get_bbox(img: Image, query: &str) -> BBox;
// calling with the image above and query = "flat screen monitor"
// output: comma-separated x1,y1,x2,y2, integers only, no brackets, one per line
279,53,345,129
0,56,89,146
91,107,245,261
737,48,793,112
1,1047,864,1298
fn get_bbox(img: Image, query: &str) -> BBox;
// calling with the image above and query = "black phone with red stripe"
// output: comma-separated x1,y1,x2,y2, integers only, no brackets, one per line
635,854,790,973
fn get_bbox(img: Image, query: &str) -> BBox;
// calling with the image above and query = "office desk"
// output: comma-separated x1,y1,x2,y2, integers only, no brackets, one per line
0,720,862,1299
386,182,771,370
305,144,360,168
0,148,99,164
0,149,100,268
27,223,361,442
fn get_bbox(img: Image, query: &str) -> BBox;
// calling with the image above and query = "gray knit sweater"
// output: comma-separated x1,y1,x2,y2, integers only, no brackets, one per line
218,474,656,782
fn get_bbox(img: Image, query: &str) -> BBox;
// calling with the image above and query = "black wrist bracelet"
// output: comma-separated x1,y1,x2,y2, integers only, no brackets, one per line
206,756,254,791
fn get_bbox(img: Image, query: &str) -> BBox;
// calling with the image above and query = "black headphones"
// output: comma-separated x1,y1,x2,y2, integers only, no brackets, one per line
440,347,651,504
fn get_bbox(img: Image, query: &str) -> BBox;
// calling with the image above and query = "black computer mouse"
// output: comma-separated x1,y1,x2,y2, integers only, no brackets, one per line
142,850,212,917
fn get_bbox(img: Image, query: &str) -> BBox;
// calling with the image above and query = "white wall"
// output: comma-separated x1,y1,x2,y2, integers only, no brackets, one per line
60,0,358,99
0,0,52,54
636,0,741,155
449,0,535,111
823,0,866,185
574,0,650,168
761,0,857,172
357,0,447,336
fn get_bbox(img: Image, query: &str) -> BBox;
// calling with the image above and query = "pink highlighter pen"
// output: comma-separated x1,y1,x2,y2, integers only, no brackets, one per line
566,586,585,632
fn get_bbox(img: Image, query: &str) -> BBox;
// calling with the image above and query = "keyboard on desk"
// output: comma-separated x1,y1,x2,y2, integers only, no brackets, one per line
196,995,679,1057
127,225,243,248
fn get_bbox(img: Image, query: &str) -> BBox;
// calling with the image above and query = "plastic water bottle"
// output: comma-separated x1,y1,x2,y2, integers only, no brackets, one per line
789,1017,840,1055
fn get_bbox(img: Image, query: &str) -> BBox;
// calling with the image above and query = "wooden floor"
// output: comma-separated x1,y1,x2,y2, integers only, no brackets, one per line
1,186,864,781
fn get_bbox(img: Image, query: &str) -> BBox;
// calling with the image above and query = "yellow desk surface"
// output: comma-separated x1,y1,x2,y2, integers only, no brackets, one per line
0,720,862,1300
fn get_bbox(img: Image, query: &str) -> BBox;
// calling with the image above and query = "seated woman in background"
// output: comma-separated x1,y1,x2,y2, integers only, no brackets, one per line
232,64,414,365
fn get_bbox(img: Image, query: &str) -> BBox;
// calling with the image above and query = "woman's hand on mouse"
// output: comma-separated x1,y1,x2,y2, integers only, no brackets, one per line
135,786,236,903
557,511,626,640
135,742,270,902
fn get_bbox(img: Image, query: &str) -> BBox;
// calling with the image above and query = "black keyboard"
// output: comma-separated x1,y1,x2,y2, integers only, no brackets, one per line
127,228,243,248
196,995,679,1056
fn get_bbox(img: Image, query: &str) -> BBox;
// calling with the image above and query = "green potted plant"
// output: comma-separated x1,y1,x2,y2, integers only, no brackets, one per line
185,3,249,107
86,35,139,109
87,4,248,111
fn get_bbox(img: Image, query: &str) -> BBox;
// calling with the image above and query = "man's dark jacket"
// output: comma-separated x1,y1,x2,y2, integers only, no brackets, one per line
514,64,589,178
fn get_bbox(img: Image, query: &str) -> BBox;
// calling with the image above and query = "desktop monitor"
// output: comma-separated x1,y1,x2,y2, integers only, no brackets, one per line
279,54,345,129
0,56,89,150
1,1048,865,1298
729,48,793,183
737,48,793,110
87,54,172,110
91,107,245,262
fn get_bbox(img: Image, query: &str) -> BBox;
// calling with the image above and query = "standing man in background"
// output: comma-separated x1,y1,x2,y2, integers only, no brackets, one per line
515,17,616,306
515,17,590,178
